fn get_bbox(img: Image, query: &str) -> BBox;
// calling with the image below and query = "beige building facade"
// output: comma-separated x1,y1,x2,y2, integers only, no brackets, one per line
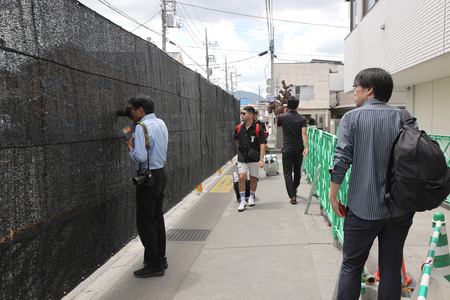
273,60,345,132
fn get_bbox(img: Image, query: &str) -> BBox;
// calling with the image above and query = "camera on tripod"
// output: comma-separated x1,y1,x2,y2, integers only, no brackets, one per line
133,169,154,186
117,107,131,117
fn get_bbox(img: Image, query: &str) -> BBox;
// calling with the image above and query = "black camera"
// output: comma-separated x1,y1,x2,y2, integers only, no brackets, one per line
133,169,154,186
117,107,131,117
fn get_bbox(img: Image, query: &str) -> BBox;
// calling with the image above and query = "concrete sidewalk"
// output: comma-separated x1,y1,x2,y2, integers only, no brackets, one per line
64,156,448,300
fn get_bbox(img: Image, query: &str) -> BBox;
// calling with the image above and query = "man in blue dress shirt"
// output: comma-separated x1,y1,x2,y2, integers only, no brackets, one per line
125,94,169,278
329,68,416,299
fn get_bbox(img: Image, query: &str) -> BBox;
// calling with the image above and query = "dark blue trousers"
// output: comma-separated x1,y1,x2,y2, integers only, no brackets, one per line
135,168,166,267
337,209,414,300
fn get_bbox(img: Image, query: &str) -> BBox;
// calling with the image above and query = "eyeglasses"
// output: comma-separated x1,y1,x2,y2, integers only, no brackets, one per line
352,84,361,92
241,112,247,115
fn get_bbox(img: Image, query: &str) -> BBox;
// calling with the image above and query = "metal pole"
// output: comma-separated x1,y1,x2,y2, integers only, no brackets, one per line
270,32,278,147
258,86,261,111
161,0,166,52
230,72,233,94
270,38,274,97
205,28,209,81
225,56,228,92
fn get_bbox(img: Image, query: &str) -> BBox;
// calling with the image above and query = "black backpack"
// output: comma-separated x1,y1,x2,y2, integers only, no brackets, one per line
385,110,450,212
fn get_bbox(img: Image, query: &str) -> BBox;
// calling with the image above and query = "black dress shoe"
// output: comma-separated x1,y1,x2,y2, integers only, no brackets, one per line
134,265,165,278
290,197,297,205
144,257,168,269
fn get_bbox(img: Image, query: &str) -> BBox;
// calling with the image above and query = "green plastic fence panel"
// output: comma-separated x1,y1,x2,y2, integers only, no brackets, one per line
305,128,350,244
430,135,450,205
306,131,450,243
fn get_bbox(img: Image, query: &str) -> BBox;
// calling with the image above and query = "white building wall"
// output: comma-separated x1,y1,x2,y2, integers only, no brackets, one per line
330,64,345,91
345,0,450,92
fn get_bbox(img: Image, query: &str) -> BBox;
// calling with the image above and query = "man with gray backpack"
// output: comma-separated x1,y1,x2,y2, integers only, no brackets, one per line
329,68,420,299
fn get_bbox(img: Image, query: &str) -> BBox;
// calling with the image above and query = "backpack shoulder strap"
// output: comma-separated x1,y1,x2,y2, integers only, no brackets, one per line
235,123,243,136
255,124,260,146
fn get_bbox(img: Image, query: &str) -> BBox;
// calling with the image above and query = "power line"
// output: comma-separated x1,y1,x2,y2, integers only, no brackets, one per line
98,0,162,36
129,10,161,33
97,0,209,74
177,2,348,29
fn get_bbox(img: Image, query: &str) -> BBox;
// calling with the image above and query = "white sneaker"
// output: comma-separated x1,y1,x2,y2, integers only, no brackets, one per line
248,197,255,207
238,200,247,212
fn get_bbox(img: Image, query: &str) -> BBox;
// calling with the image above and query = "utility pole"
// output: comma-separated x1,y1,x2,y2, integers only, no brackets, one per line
270,37,275,96
258,86,261,111
161,0,166,52
235,72,241,93
205,28,209,81
230,71,240,95
225,55,228,92
161,1,178,52
230,72,233,94
204,28,218,81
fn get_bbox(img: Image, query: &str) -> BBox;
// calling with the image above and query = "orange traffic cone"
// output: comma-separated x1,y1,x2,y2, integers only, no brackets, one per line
373,257,411,285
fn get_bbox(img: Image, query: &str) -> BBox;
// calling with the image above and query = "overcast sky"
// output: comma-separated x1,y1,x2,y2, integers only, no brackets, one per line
80,0,349,96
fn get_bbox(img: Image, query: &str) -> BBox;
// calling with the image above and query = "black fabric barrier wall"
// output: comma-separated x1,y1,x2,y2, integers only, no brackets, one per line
0,1,240,299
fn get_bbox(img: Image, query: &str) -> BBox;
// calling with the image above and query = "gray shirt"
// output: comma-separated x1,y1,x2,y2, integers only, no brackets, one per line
329,98,418,220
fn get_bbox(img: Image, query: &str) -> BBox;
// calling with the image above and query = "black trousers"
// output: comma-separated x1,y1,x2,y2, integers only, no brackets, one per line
282,146,304,198
135,168,166,267
337,209,414,300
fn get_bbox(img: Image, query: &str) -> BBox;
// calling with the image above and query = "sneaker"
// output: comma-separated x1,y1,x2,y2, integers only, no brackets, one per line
248,197,255,206
134,265,165,278
238,201,247,212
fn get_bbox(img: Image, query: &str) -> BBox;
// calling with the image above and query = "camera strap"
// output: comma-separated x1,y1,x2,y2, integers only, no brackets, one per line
137,121,150,171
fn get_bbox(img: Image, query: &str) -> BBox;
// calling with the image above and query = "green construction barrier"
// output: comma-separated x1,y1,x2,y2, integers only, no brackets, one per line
305,129,450,244
305,128,350,245
429,135,450,205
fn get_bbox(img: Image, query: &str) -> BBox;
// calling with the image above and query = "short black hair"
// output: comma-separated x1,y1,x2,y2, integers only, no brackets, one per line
128,94,154,114
353,68,394,103
254,109,259,115
243,106,255,115
287,96,299,109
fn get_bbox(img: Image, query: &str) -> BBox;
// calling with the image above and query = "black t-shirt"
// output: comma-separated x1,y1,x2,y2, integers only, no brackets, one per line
234,123,267,162
255,120,266,133
277,110,307,148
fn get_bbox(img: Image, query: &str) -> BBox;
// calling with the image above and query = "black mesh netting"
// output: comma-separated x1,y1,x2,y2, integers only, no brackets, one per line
0,0,240,299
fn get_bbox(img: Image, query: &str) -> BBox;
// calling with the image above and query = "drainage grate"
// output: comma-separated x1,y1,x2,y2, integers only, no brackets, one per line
166,228,211,242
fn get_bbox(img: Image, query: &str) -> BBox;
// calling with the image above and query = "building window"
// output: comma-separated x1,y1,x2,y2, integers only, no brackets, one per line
350,0,358,29
294,85,315,100
363,0,377,16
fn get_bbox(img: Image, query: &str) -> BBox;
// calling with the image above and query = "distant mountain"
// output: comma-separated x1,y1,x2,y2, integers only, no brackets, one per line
234,91,261,105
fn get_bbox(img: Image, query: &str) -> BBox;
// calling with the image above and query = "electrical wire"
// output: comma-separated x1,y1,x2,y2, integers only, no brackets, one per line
177,2,348,29
129,10,161,33
98,0,162,36
97,0,209,75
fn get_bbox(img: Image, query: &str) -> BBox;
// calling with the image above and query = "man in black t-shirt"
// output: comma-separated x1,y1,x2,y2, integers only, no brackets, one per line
277,96,308,204
234,106,267,212
253,110,267,135
253,109,268,150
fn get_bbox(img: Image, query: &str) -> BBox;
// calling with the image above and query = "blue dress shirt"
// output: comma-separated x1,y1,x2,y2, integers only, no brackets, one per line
130,113,168,170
